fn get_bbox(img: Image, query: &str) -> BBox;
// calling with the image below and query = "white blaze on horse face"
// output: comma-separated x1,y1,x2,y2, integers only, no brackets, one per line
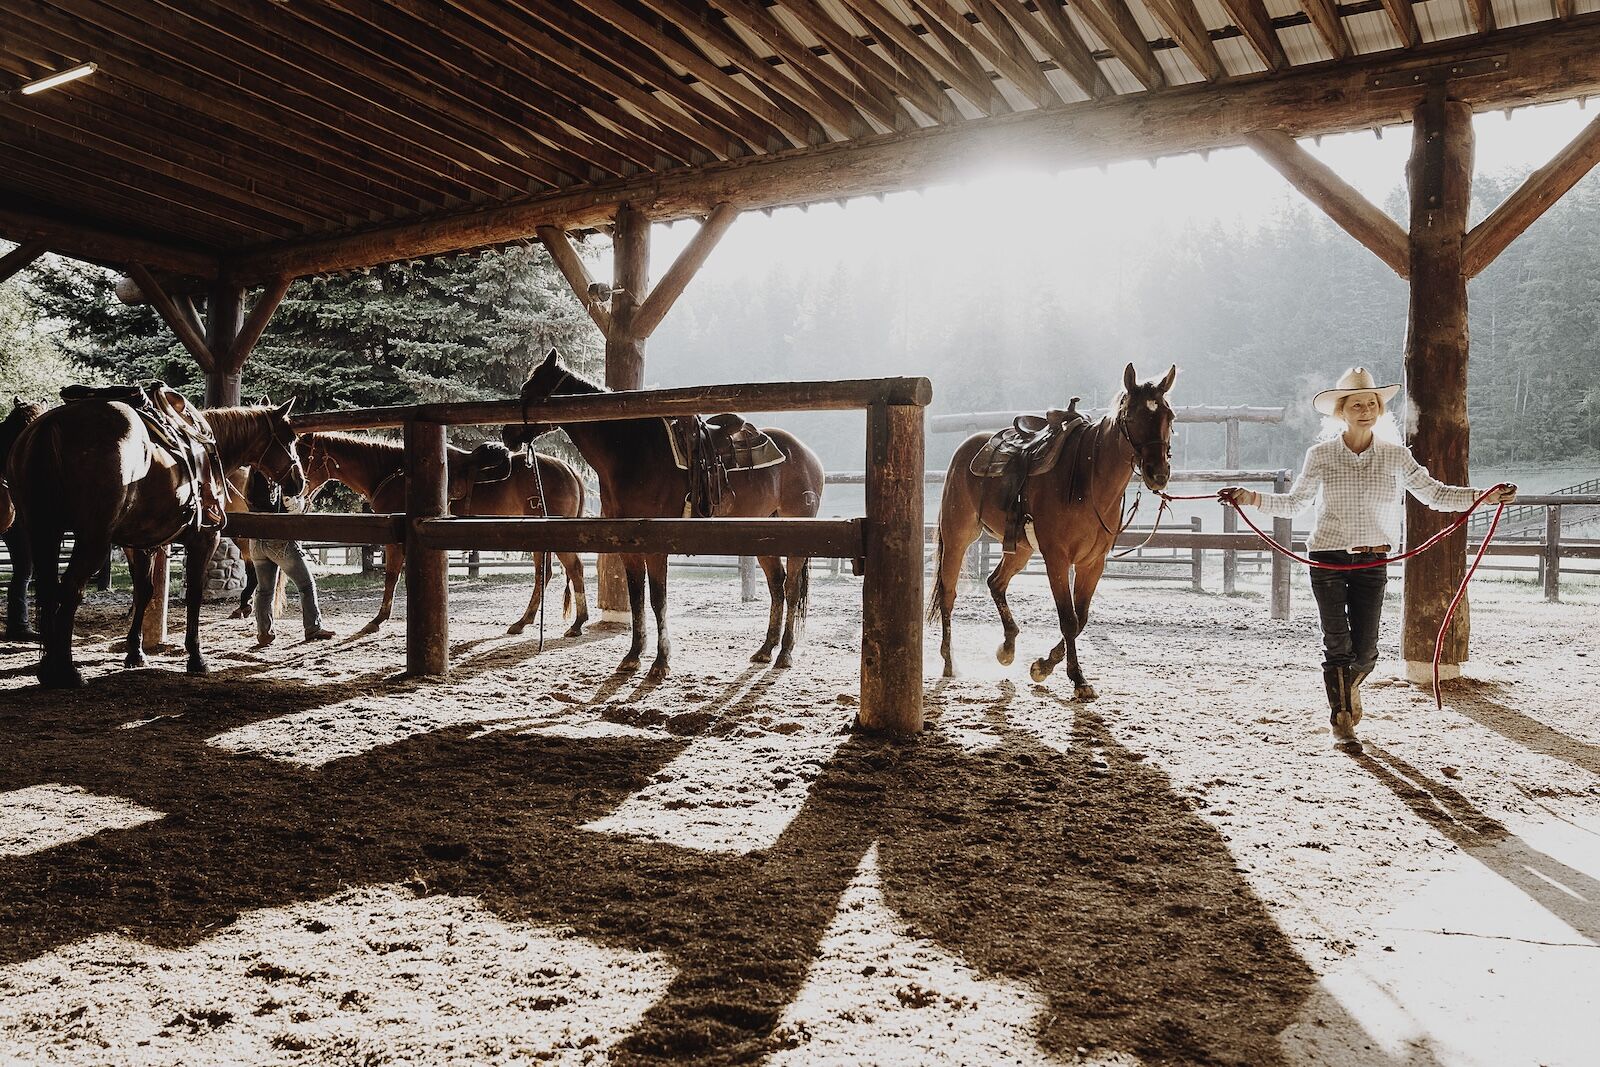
1147,399,1159,412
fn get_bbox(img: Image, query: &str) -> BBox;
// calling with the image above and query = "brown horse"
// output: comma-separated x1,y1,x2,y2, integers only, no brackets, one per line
295,431,588,636
1,398,47,637
502,349,826,680
7,399,304,687
930,363,1176,698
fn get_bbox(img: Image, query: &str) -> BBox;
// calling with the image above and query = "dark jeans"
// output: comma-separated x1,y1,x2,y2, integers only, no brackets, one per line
1309,550,1388,672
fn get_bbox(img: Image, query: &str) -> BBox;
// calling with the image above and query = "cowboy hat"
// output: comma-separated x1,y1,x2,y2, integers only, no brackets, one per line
1313,367,1401,416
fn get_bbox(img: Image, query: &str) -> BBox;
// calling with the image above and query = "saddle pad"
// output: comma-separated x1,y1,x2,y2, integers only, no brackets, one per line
665,415,786,473
969,412,1088,480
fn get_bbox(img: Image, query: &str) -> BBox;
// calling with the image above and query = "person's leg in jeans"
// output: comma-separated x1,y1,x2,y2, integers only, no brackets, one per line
253,555,281,646
1309,551,1358,742
1345,554,1388,721
279,540,332,640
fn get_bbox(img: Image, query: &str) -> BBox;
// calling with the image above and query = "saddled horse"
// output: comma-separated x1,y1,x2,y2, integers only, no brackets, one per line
502,348,826,680
295,431,588,636
0,397,47,637
930,363,1176,699
7,396,305,687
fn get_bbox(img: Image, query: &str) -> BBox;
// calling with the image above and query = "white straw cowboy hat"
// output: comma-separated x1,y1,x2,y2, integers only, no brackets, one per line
1313,367,1401,416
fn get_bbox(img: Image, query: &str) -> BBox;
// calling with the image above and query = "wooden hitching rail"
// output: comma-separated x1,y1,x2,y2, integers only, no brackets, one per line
227,376,931,735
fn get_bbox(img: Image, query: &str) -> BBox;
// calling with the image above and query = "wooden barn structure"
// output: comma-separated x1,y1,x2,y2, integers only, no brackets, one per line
5,1,1600,728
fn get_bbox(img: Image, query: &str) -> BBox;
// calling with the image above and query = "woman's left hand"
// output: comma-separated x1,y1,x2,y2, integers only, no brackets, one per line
1489,483,1518,505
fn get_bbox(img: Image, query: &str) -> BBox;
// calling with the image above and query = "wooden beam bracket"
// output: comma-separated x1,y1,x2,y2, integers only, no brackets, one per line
1367,54,1507,92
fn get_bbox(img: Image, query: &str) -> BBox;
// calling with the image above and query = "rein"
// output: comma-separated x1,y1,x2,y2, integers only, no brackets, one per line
1161,484,1510,709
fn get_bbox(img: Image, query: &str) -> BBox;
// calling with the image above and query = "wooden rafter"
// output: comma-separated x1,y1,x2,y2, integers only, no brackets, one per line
1051,0,1164,92
923,0,1061,108
1466,0,1498,33
907,0,1013,113
1377,0,1422,47
775,0,962,125
1463,108,1600,277
986,0,1110,99
536,226,614,339
221,21,1600,284
1217,0,1289,71
1245,130,1409,277
129,263,215,373
839,0,1003,114
1298,0,1352,60
0,241,47,285
227,277,293,369
633,203,741,338
1140,0,1227,81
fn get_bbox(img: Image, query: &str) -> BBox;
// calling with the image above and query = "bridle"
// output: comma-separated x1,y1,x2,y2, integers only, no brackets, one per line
1094,397,1174,553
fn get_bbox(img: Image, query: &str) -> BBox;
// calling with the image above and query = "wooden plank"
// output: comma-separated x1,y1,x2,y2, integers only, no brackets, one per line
1216,0,1289,71
908,0,1012,113
226,22,1600,282
987,0,1110,99
839,0,1002,114
924,0,1061,108
289,377,934,432
776,0,962,124
1051,0,1163,92
535,226,613,339
128,264,216,373
632,203,740,339
1140,0,1227,81
1464,108,1600,277
224,512,405,543
1377,0,1422,47
1401,94,1473,671
1298,0,1352,60
0,241,46,285
405,420,450,676
859,403,924,735
1245,130,1409,276
1466,0,1497,34
414,517,865,557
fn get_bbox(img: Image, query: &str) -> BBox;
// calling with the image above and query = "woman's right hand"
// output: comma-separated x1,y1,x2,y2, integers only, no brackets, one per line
1218,486,1259,507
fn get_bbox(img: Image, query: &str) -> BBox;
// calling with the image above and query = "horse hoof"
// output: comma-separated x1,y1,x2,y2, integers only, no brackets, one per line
646,662,670,682
1029,659,1053,683
751,648,773,664
563,624,584,638
996,642,1015,666
38,663,85,689
774,654,793,670
506,621,527,636
187,657,210,676
1074,684,1098,702
942,663,957,679
123,653,146,669
617,657,641,673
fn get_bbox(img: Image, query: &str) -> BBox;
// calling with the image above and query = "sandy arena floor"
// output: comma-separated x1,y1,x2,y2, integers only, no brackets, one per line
0,567,1596,1066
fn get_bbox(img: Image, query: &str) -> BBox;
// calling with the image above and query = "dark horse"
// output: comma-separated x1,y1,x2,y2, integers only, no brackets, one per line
503,349,826,680
294,432,585,636
7,397,304,687
931,363,1176,698
0,397,46,638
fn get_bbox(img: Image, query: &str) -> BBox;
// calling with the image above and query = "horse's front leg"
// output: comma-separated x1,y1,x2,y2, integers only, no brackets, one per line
751,555,785,663
1064,557,1106,702
123,548,155,668
1029,552,1080,689
560,552,588,637
361,542,403,634
508,552,550,636
645,552,670,680
988,543,1034,669
183,531,220,674
617,554,647,673
774,554,808,669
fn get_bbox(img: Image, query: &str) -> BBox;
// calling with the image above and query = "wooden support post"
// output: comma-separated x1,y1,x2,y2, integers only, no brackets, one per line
1190,516,1203,592
0,240,47,285
405,420,450,676
1271,469,1292,620
1463,109,1600,277
142,546,169,651
859,402,924,735
738,555,761,601
1544,505,1561,603
128,263,214,375
1402,92,1474,681
598,203,650,616
204,283,245,408
1223,418,1239,594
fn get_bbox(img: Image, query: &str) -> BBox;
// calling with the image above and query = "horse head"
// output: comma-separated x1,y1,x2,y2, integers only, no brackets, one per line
1118,363,1177,492
503,347,579,450
0,396,45,458
251,399,306,498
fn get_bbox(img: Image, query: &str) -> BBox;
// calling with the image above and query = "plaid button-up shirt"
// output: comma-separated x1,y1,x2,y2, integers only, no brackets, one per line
1256,437,1478,552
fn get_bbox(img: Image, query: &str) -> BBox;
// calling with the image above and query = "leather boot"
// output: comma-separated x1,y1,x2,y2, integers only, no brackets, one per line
1346,665,1373,726
1323,667,1359,746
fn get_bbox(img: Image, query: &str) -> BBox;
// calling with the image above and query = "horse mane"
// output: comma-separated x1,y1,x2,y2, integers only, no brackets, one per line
309,429,405,455
201,405,278,467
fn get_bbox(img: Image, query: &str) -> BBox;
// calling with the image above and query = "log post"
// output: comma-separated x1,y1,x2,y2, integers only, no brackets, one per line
405,419,450,676
141,546,169,651
738,555,761,601
859,402,924,735
1402,92,1474,682
1223,417,1239,594
1271,469,1291,620
1544,504,1561,603
598,202,650,616
204,283,245,408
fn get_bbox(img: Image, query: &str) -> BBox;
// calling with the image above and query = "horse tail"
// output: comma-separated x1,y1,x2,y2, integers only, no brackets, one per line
795,555,810,621
562,564,574,620
926,529,945,623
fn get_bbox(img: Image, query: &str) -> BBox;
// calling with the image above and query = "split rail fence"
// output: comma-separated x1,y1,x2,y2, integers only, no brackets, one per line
223,377,932,735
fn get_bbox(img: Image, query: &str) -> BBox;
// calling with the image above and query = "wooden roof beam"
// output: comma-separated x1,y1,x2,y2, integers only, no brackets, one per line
923,0,1063,107
990,0,1111,99
1052,0,1164,92
1217,0,1290,71
1245,129,1408,276
225,20,1600,283
1466,0,1498,34
1464,107,1600,277
536,226,614,340
1298,0,1352,60
905,0,1013,113
1141,0,1227,81
633,203,740,338
129,263,216,374
0,209,217,281
225,277,293,371
0,241,47,286
1377,0,1422,48
842,0,1002,114
775,0,963,125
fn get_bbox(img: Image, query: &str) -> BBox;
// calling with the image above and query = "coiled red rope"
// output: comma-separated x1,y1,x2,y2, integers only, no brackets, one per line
1159,484,1510,709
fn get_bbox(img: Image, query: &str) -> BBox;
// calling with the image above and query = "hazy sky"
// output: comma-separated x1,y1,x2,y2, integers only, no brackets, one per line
627,99,1597,285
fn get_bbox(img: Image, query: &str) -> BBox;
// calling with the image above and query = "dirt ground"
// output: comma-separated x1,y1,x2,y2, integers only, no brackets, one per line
0,566,1596,1066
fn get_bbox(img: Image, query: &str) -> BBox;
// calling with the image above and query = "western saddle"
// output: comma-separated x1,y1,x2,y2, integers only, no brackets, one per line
665,414,786,518
969,398,1090,552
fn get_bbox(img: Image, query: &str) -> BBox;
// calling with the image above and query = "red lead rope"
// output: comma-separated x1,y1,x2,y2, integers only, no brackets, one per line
1159,485,1510,709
